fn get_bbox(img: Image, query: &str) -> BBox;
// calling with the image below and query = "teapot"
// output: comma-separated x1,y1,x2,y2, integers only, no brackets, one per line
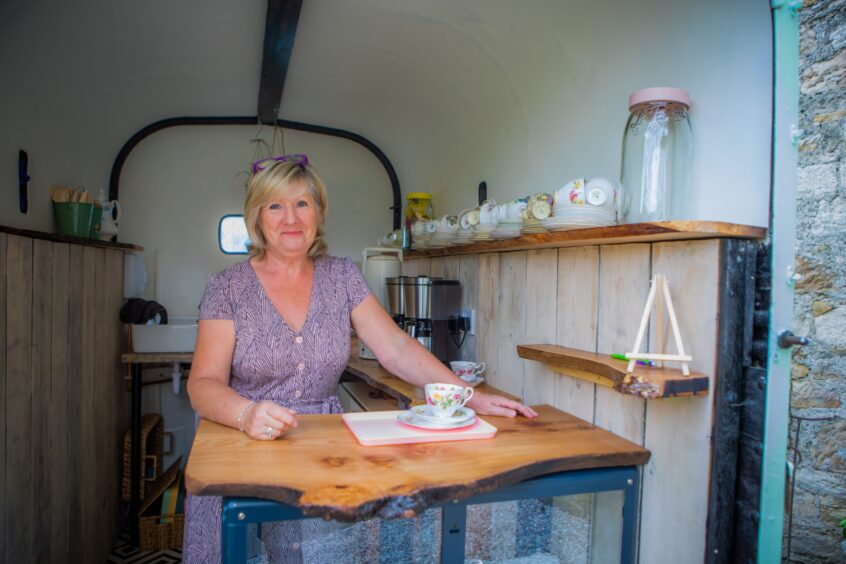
98,198,121,241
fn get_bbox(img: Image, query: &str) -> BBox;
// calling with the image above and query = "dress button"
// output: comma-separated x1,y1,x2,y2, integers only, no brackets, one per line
295,389,302,398
297,363,305,370
292,542,300,550
295,336,303,344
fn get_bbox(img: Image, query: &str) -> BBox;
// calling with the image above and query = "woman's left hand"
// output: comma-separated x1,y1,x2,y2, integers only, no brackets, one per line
467,392,538,418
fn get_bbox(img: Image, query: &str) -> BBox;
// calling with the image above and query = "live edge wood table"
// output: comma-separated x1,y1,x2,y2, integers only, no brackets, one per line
185,405,650,563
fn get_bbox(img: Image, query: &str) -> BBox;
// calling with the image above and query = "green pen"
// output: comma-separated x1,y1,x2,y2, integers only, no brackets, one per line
610,353,656,367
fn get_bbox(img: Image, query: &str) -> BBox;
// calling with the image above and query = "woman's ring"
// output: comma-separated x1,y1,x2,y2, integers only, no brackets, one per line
265,426,273,438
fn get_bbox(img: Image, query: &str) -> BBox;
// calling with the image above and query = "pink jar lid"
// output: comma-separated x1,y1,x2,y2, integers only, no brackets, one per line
628,87,691,110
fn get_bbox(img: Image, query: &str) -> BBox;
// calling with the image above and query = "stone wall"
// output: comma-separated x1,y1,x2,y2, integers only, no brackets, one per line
789,0,846,561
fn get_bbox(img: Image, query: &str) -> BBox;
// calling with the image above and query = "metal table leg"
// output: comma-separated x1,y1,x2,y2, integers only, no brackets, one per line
129,362,142,546
220,466,641,563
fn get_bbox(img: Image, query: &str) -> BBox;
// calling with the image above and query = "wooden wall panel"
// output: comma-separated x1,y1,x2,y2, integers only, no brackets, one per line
31,240,52,562
80,246,97,564
476,253,500,389
428,256,444,278
66,245,84,564
104,250,125,555
442,256,460,281
458,254,479,362
639,240,720,564
496,252,527,397
554,247,599,421
49,243,70,563
595,243,651,443
523,250,558,405
5,235,33,563
93,247,108,562
0,233,5,562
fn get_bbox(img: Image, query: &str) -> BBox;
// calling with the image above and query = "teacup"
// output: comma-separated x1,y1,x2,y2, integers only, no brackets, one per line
435,215,459,234
449,361,486,382
584,178,618,210
554,178,586,208
478,200,498,225
424,383,474,418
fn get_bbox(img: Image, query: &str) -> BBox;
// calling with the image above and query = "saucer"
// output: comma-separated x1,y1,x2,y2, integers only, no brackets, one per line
411,405,476,424
397,411,477,430
460,375,485,387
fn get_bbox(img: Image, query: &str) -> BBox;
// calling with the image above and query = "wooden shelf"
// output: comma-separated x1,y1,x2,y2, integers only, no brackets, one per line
517,344,709,399
406,221,765,257
0,224,143,251
346,338,521,406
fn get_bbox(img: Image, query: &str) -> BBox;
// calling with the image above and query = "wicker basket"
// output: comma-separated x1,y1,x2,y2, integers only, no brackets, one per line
138,458,184,551
122,413,164,501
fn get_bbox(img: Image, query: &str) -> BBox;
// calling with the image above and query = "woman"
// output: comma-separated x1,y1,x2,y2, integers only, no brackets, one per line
184,154,537,562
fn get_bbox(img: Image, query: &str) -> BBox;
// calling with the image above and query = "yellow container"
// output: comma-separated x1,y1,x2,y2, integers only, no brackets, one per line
402,192,434,249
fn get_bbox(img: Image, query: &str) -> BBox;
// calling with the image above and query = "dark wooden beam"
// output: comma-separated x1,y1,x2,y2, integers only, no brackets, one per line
257,0,304,124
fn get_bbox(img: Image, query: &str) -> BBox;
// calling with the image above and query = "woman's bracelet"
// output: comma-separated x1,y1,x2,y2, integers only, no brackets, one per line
237,400,257,433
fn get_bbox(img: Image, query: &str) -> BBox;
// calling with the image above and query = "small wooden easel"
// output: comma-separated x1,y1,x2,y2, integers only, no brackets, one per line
625,274,692,376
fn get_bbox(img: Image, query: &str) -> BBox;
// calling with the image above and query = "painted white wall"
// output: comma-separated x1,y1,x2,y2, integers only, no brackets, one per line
119,126,392,317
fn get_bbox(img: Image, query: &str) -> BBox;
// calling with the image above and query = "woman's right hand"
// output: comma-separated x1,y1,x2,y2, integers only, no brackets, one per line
242,400,298,440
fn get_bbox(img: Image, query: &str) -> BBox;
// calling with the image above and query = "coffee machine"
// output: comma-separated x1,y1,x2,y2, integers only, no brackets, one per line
387,276,463,363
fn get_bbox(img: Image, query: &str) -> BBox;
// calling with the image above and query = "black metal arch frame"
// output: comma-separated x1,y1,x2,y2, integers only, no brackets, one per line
108,116,402,230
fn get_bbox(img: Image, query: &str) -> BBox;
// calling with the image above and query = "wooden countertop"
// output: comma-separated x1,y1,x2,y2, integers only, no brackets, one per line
185,405,650,521
122,352,194,363
345,338,520,406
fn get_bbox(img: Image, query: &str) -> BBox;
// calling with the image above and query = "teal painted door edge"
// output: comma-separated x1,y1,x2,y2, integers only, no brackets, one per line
759,1,801,562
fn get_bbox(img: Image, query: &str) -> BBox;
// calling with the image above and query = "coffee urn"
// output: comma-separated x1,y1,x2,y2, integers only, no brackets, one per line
389,276,462,363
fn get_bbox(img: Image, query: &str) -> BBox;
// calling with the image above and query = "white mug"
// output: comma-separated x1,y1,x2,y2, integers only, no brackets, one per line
554,178,586,208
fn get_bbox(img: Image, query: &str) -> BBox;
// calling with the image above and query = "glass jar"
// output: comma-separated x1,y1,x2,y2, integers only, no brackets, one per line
402,192,434,249
620,87,692,223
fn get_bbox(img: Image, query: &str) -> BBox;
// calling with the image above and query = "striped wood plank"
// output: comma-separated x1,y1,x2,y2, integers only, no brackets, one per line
66,245,84,563
93,247,108,562
49,243,70,563
639,240,720,564
594,243,650,442
80,247,97,564
458,254,479,362
5,235,33,564
553,246,599,421
496,252,527,398
31,240,52,562
105,249,127,550
476,253,500,390
592,242,651,563
522,249,558,405
428,256,444,278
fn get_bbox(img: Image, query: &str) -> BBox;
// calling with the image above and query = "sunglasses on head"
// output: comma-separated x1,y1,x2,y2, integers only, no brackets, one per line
251,153,309,175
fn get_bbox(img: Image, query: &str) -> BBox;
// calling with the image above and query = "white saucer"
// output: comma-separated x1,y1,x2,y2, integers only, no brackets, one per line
410,405,476,424
459,375,485,387
397,411,477,430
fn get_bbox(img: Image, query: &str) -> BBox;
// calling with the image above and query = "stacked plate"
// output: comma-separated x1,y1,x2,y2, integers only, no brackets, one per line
397,405,477,430
430,232,456,246
470,223,496,242
490,220,523,239
521,218,548,235
542,205,616,231
452,229,473,246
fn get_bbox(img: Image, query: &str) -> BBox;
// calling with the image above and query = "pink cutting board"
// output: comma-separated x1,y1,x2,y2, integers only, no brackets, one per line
342,410,497,446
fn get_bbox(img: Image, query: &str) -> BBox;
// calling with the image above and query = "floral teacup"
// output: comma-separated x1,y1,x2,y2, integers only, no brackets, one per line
424,383,474,418
449,361,486,382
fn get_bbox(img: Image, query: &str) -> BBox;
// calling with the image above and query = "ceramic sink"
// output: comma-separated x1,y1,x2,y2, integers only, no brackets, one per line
132,317,198,353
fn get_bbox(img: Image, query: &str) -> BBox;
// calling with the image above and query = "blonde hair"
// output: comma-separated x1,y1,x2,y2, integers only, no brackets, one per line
244,161,329,260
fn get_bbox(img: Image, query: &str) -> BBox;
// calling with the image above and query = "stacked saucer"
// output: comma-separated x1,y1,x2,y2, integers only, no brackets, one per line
452,229,473,246
470,223,497,241
490,220,523,239
397,405,477,430
542,205,616,231
521,218,548,234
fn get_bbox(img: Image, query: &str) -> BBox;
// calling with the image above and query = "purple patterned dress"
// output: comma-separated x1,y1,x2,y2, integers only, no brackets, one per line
183,255,372,563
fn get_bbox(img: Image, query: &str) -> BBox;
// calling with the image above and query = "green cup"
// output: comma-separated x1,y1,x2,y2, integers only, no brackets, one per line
53,202,94,238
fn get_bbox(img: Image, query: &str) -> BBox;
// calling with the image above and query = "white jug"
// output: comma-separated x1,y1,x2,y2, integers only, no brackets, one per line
360,248,402,359
99,199,121,241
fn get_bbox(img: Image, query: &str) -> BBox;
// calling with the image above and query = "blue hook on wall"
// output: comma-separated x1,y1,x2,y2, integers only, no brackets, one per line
18,150,30,213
